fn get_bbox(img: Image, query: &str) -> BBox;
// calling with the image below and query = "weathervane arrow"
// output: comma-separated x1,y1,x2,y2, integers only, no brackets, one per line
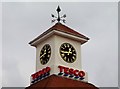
51,6,66,23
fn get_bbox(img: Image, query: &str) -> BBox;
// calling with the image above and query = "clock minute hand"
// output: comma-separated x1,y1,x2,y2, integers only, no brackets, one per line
40,52,46,58
68,48,72,54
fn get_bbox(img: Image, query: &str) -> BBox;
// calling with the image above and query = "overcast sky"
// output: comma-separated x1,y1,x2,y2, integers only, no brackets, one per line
1,2,118,87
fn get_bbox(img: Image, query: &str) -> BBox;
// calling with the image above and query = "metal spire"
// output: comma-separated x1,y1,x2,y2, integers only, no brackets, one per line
51,6,66,23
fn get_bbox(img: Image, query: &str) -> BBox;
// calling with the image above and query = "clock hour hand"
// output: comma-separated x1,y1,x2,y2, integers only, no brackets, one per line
61,50,72,55
61,51,68,53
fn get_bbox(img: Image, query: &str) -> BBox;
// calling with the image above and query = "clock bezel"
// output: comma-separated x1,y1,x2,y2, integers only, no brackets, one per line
59,43,77,63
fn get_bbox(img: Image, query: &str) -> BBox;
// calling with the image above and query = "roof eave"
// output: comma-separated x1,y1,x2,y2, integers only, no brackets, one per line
29,30,89,47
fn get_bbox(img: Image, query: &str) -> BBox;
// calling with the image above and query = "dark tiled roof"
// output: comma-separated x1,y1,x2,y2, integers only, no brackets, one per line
26,74,98,89
50,23,89,40
29,23,89,45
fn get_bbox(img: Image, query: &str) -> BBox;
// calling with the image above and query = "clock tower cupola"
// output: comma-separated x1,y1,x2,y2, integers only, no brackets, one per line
29,6,89,84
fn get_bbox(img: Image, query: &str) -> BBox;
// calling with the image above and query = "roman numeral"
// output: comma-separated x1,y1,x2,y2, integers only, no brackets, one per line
48,51,51,53
72,56,75,60
64,56,67,60
48,55,50,57
73,54,76,56
61,53,65,57
67,44,69,47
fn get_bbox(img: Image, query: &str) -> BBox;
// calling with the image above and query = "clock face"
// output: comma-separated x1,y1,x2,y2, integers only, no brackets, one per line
40,44,51,65
60,43,76,63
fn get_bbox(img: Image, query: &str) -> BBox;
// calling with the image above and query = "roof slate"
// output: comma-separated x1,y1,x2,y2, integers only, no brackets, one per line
29,23,89,45
26,74,98,88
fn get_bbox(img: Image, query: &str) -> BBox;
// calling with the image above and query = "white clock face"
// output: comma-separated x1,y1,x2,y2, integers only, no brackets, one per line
60,43,77,63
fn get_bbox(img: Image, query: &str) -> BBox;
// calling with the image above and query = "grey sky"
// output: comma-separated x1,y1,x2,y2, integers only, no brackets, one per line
2,2,118,87
0,2,2,89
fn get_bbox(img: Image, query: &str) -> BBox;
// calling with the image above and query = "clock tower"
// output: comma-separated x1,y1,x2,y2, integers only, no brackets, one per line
27,6,98,88
29,22,89,71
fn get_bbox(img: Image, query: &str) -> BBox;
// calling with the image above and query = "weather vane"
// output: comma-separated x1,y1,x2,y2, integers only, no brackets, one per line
51,6,66,23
